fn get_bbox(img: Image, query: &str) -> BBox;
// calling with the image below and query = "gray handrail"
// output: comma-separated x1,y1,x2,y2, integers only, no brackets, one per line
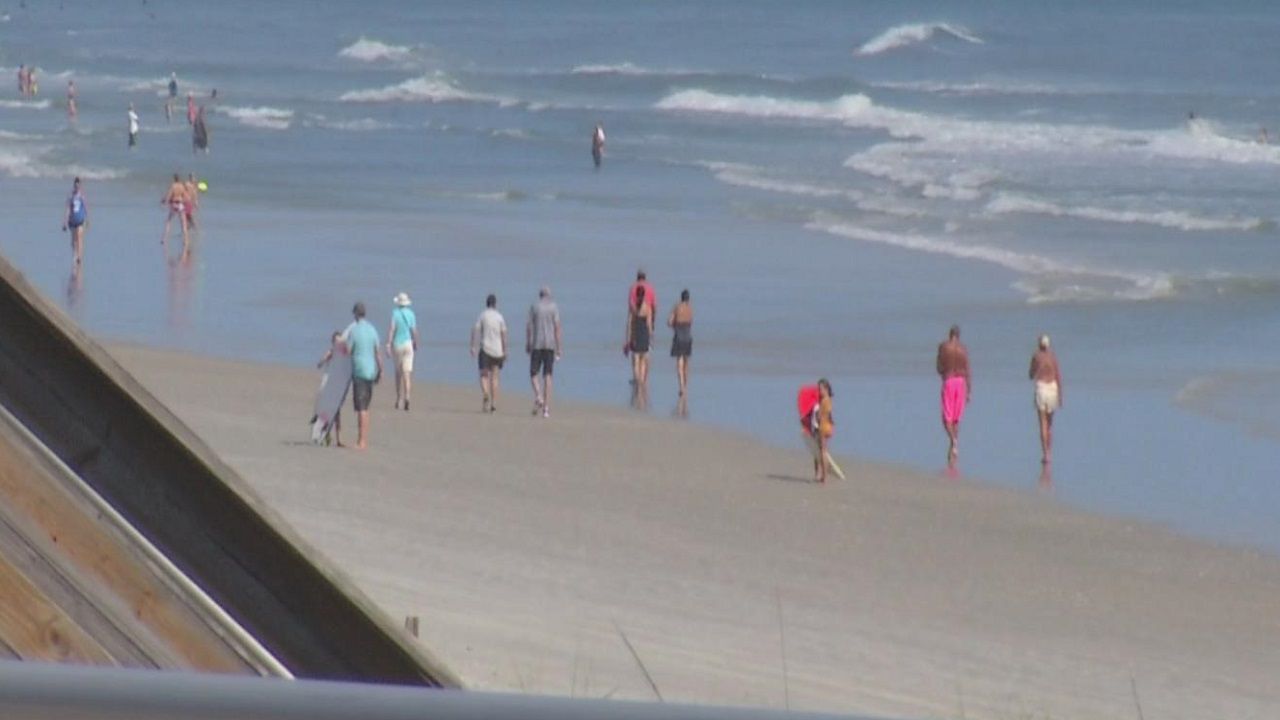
0,660,879,720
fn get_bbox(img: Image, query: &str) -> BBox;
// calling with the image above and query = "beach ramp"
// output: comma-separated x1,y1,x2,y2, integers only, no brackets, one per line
0,254,458,686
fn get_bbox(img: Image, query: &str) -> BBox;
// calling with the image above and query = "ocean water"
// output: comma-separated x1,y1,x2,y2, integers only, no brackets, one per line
2,1,1278,554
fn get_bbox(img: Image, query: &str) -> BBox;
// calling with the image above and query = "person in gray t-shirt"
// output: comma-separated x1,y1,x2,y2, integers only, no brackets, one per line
526,286,562,418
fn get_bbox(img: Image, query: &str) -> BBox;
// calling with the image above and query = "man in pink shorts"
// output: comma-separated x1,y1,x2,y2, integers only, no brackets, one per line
936,324,971,466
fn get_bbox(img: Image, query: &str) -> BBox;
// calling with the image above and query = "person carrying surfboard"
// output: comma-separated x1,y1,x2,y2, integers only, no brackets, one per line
797,378,837,483
313,331,345,447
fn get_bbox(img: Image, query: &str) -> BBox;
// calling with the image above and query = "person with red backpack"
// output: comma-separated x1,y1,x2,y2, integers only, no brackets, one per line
796,378,836,483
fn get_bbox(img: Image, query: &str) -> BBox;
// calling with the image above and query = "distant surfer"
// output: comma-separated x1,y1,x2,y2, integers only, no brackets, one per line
192,106,209,154
936,324,971,466
62,177,88,265
797,379,835,483
471,293,508,413
386,292,418,411
65,79,76,121
127,102,139,148
591,122,605,168
161,173,190,247
1028,334,1063,465
667,288,693,399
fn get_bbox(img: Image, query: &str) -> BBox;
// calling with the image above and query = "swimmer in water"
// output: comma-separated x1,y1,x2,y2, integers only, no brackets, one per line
66,79,77,121
591,122,605,168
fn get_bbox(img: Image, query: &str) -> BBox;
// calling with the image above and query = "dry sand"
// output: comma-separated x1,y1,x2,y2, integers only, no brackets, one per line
109,344,1280,720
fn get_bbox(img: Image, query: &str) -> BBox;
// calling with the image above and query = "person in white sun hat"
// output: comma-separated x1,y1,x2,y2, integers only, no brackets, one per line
386,292,419,411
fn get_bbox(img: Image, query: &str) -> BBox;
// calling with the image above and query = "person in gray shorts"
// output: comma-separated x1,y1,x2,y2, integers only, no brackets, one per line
526,286,562,418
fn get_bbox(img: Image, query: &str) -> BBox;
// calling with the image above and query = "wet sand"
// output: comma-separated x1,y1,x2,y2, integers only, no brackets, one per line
110,343,1280,720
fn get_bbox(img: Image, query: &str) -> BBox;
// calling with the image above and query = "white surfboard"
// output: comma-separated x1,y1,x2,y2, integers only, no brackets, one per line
802,432,847,480
311,347,352,445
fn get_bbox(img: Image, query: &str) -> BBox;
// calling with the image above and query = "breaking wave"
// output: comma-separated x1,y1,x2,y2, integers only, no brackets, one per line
855,22,984,56
340,75,516,106
215,105,294,130
338,37,415,64
986,193,1269,232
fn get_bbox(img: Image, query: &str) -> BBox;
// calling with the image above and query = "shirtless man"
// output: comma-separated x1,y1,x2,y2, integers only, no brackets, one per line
161,173,190,247
936,324,971,466
183,173,200,230
1028,334,1063,465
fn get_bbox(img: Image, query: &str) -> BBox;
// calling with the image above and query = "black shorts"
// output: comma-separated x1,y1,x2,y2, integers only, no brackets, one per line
352,378,373,412
479,351,505,371
529,349,555,377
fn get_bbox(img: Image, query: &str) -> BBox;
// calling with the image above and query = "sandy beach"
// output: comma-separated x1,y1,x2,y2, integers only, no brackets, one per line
108,343,1280,720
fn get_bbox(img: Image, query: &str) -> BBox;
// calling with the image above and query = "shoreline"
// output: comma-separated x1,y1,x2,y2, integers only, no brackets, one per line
105,340,1280,719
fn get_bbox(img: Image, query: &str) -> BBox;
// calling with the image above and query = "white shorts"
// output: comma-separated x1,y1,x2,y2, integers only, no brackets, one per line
394,342,414,373
1034,381,1060,413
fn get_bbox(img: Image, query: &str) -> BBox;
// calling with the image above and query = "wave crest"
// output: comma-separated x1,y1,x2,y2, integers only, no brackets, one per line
215,105,294,130
856,22,984,56
986,192,1268,232
339,37,414,64
340,75,515,106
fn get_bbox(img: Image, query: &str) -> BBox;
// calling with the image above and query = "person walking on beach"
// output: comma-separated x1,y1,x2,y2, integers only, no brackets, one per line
62,177,88,265
936,324,971,466
65,79,76,121
797,379,835,483
127,102,139,148
342,301,382,450
626,285,654,390
1029,334,1063,465
591,122,605,168
668,288,693,398
527,286,562,418
161,173,190,247
386,292,418,411
471,293,508,413
628,268,656,317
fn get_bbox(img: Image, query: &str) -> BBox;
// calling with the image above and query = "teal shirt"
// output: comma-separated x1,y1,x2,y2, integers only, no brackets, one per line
391,306,416,347
343,319,380,381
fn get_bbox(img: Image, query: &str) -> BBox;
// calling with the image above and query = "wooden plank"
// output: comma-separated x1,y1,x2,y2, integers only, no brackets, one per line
0,420,252,672
0,546,114,664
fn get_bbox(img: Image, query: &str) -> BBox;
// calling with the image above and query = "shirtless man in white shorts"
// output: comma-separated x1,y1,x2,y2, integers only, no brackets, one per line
1029,334,1063,465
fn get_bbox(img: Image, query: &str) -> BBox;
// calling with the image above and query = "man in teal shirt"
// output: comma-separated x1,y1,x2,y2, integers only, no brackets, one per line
341,301,383,450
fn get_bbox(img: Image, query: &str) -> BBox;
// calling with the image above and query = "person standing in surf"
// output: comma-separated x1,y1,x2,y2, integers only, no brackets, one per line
186,91,196,125
184,173,200,231
341,301,382,450
192,106,209,154
667,288,693,399
167,71,178,117
127,102,139,148
591,122,606,168
62,177,88,265
386,292,418,411
161,173,190,247
1028,334,1063,465
936,324,971,466
471,293,508,413
526,286,561,418
65,79,77,122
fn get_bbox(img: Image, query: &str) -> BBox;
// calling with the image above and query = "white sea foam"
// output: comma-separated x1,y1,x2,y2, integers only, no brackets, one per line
0,147,124,181
806,215,1175,303
709,164,862,201
570,62,701,77
0,99,51,110
870,79,1074,96
855,22,984,56
216,105,294,130
340,75,515,106
338,37,415,64
986,192,1268,232
309,116,395,132
491,128,531,140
